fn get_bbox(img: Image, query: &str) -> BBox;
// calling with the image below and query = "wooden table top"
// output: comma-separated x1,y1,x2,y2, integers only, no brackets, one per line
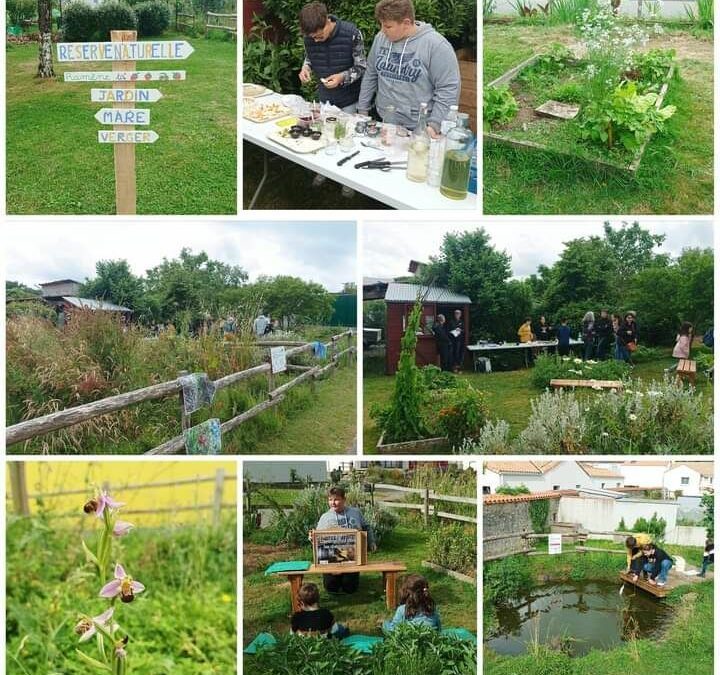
274,562,407,576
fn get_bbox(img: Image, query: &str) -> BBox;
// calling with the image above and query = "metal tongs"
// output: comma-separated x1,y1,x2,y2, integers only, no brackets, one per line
354,158,407,171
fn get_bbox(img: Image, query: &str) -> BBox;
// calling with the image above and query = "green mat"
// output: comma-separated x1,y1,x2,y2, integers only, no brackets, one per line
264,561,312,575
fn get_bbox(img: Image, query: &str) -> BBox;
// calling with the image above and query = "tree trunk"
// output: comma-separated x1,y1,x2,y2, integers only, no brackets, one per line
37,0,54,78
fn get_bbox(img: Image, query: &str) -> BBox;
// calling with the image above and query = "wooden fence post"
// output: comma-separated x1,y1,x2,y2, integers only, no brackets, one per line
111,30,138,215
423,488,430,526
9,462,30,516
213,468,225,527
178,370,190,435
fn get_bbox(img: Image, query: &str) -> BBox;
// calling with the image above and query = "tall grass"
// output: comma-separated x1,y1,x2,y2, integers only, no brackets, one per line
685,0,713,29
547,0,598,24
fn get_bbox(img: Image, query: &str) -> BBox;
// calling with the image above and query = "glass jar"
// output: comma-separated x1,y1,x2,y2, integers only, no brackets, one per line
440,113,473,200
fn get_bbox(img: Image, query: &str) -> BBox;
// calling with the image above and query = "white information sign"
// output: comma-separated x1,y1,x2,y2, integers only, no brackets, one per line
98,130,159,144
57,41,194,62
65,70,186,82
270,347,287,374
95,108,150,125
548,533,562,555
91,88,162,103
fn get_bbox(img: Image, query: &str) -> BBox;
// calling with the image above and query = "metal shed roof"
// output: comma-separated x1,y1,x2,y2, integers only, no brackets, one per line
384,283,471,304
62,297,133,312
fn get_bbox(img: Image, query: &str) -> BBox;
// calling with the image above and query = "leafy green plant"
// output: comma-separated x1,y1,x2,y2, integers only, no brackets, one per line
421,365,460,390
427,523,477,575
484,555,533,604
630,345,664,363
61,1,99,40
546,0,597,24
496,485,530,495
6,0,35,26
533,43,574,73
528,499,550,534
629,49,675,90
617,518,627,531
96,1,137,39
550,81,586,104
433,384,490,448
685,0,713,29
134,0,170,36
362,504,399,546
700,493,713,538
580,81,677,152
484,85,519,130
370,300,429,443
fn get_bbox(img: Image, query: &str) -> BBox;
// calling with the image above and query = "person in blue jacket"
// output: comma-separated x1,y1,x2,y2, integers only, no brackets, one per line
382,574,441,632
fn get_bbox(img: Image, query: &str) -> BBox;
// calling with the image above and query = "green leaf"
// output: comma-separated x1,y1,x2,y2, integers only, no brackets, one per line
81,539,100,569
75,649,112,672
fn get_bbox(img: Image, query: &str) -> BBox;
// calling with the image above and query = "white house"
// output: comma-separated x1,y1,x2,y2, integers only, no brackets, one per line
483,461,624,494
617,460,671,488
663,462,714,497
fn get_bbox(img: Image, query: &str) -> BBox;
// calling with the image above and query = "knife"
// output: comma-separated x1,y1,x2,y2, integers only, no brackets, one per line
337,150,360,167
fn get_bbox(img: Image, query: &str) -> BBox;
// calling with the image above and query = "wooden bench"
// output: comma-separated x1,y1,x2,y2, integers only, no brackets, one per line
550,378,623,392
676,358,696,385
272,562,407,612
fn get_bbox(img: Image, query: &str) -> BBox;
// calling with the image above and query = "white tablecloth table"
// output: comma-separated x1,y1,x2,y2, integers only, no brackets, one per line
243,93,478,210
467,339,584,368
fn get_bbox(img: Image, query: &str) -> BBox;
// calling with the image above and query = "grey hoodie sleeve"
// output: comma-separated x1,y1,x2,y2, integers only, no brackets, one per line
358,34,380,114
426,39,461,131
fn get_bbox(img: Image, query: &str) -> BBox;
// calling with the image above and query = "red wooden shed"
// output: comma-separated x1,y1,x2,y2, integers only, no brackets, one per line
383,283,472,375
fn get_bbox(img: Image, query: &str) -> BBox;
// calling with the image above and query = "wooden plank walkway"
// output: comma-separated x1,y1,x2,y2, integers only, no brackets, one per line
620,569,712,598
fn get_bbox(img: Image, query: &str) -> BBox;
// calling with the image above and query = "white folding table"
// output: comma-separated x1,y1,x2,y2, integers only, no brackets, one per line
243,93,478,210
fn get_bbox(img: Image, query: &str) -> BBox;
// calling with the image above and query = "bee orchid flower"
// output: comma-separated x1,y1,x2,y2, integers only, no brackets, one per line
100,563,145,603
112,521,135,537
84,491,125,519
75,607,117,642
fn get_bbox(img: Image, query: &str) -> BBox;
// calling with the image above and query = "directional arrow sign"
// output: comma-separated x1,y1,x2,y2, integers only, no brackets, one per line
95,108,151,125
98,130,159,144
91,88,162,103
65,70,186,82
57,41,194,62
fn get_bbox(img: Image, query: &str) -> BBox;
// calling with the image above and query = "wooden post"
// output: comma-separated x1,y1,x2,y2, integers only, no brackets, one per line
423,487,430,525
8,462,30,516
213,468,225,527
178,370,190,434
112,30,137,215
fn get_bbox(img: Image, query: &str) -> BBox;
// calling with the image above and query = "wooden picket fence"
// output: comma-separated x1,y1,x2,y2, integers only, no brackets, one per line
6,331,355,455
373,482,478,525
205,11,237,36
7,463,236,526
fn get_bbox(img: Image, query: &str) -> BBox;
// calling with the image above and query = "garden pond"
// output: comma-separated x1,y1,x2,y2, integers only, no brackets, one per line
487,580,671,657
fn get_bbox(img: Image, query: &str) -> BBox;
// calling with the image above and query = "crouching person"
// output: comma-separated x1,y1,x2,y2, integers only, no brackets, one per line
641,543,673,587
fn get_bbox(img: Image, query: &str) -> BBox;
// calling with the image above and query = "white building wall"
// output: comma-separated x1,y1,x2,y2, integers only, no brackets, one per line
620,463,669,487
666,525,708,547
664,466,703,497
557,496,678,536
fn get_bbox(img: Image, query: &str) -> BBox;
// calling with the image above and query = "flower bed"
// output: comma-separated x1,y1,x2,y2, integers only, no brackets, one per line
484,6,677,171
531,354,631,389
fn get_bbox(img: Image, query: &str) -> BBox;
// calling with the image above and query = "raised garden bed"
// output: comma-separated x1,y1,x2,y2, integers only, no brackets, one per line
376,432,448,454
422,560,476,585
485,53,675,172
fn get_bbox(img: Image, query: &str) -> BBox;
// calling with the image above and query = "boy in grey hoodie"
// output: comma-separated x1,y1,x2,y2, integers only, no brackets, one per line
311,486,376,594
358,0,460,135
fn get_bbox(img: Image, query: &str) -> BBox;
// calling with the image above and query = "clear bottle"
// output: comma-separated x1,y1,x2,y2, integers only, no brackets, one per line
440,112,473,200
440,104,459,136
406,103,430,183
426,137,444,187
381,105,397,147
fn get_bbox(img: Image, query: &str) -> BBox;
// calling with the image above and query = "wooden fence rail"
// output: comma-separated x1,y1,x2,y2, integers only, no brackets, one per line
7,331,355,454
373,482,477,525
205,11,237,36
7,465,236,526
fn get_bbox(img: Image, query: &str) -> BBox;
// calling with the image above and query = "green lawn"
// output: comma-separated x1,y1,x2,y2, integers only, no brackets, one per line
256,362,357,455
363,352,712,453
243,523,477,646
6,32,236,214
483,23,714,214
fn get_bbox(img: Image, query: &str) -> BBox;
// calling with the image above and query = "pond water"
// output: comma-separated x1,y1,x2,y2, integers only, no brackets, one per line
487,581,671,657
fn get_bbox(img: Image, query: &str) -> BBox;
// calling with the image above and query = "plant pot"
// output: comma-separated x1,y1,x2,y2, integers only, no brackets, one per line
376,432,448,454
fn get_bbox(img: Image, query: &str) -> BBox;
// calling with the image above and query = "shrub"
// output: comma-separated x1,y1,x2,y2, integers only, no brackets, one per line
496,485,530,495
62,1,99,41
484,555,532,604
427,523,477,575
265,486,327,547
456,419,511,454
362,504,398,546
631,345,665,362
7,0,36,25
96,0,137,39
530,353,630,389
421,364,459,390
632,512,666,540
432,384,489,449
135,0,170,36
515,389,587,453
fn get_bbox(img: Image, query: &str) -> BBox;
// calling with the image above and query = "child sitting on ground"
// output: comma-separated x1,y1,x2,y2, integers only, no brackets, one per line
291,583,349,638
382,574,441,632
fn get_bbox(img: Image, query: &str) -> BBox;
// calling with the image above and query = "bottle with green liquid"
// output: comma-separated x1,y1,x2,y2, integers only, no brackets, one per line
440,112,473,200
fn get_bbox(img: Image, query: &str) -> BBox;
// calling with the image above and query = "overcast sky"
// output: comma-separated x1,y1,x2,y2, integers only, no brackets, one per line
6,221,357,292
363,219,713,280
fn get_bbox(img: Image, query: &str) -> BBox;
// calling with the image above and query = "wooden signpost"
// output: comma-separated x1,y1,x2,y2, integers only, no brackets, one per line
57,32,192,214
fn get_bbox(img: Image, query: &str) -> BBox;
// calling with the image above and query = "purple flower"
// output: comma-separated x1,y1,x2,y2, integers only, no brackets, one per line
112,521,135,537
95,492,125,519
75,607,116,642
99,563,145,604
